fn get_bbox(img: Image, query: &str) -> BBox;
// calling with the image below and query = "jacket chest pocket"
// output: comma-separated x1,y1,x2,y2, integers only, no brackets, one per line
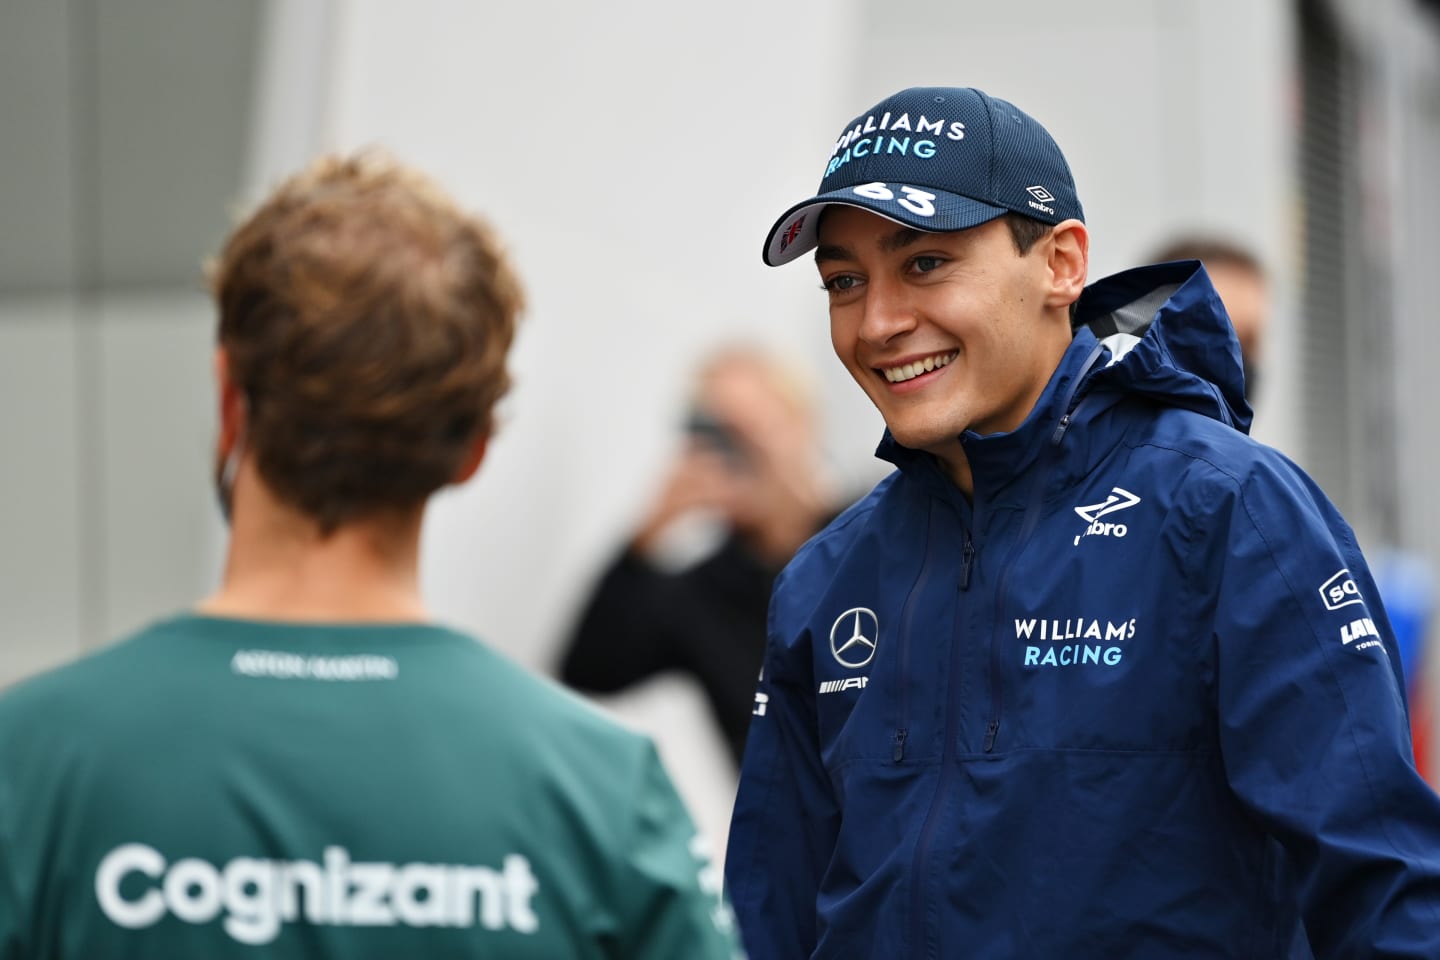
814,605,907,767
814,499,964,768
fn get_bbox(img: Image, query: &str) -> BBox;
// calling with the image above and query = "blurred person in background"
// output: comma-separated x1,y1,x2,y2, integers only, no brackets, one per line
1149,233,1437,785
1149,235,1269,403
560,345,841,769
727,84,1440,958
0,152,742,959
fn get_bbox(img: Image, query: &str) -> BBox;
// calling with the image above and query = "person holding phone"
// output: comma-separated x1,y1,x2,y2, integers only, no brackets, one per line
559,346,840,768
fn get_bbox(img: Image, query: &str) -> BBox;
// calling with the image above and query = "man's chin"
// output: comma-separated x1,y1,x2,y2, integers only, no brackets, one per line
883,424,964,454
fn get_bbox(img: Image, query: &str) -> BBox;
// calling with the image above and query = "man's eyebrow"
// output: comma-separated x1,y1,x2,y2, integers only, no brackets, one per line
879,227,928,254
816,226,931,265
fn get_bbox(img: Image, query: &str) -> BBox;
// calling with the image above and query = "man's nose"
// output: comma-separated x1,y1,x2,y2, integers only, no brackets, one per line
858,278,918,346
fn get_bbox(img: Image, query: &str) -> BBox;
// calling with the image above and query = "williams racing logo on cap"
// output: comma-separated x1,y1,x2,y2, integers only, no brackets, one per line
825,111,966,179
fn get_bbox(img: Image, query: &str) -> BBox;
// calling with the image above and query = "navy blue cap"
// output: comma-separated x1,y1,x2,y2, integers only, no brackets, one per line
763,87,1084,266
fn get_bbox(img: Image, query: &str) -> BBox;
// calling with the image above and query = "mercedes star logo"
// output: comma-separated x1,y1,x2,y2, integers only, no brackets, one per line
830,607,879,669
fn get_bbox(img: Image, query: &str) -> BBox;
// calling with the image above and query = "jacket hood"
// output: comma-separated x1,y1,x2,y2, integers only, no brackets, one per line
1075,259,1251,434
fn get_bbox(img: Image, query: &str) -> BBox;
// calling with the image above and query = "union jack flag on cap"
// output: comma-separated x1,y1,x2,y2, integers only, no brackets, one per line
780,216,806,252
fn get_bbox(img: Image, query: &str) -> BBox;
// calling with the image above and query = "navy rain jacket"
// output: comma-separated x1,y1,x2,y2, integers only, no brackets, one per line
726,261,1440,959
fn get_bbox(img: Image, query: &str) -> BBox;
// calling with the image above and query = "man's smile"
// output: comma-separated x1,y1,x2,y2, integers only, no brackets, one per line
879,350,959,384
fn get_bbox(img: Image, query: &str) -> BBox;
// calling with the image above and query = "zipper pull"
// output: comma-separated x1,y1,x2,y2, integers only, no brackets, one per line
1050,412,1072,445
960,536,975,590
892,729,907,762
983,720,999,753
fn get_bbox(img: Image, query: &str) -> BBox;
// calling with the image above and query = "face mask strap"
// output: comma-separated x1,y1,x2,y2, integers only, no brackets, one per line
215,430,245,525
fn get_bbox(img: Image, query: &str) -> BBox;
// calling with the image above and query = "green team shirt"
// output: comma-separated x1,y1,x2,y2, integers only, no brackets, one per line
0,614,744,959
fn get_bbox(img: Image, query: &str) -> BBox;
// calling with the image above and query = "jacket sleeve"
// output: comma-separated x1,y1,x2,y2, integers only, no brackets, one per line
1209,457,1440,958
613,741,745,960
725,566,839,960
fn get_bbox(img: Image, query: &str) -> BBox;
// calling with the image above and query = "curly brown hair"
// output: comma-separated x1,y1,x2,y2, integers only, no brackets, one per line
209,151,524,533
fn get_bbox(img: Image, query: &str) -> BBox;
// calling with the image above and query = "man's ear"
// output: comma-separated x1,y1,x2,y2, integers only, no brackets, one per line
1045,219,1089,310
214,347,245,454
452,434,489,485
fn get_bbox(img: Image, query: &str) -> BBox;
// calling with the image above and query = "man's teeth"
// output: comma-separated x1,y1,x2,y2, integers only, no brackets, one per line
883,352,956,383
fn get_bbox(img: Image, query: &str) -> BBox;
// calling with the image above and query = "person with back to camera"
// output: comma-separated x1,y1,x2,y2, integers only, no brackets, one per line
724,85,1440,958
0,151,743,959
560,345,839,769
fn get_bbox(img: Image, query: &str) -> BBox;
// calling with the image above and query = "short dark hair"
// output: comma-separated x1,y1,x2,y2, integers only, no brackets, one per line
999,212,1082,321
1147,235,1263,276
1002,212,1052,254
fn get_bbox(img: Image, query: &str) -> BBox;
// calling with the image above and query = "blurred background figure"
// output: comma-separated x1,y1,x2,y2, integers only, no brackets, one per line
1148,236,1270,403
560,345,843,769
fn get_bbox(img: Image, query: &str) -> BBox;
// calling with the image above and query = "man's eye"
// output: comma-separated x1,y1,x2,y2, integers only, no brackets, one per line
823,275,859,293
912,256,944,274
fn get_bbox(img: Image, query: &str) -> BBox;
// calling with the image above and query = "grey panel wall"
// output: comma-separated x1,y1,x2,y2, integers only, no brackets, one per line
0,0,261,688
90,1,260,288
95,295,223,642
0,303,83,680
0,2,77,291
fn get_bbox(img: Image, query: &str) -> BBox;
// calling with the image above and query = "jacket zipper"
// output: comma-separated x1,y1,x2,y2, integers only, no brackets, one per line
982,413,1093,751
983,482,1045,753
983,341,1107,755
893,501,944,764
908,508,975,958
910,342,1109,956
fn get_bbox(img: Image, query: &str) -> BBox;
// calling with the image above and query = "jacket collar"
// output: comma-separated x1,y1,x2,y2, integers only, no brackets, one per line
875,260,1248,501
876,329,1105,503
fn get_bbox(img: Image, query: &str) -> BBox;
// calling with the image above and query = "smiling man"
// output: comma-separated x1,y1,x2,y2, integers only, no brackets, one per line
724,86,1440,959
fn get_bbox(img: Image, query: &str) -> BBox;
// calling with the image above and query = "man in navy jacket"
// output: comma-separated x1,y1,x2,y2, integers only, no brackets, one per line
725,85,1440,958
